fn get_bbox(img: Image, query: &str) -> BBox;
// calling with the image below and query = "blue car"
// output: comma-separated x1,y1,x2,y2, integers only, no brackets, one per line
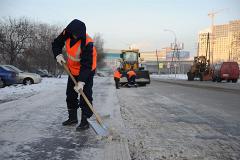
0,66,17,87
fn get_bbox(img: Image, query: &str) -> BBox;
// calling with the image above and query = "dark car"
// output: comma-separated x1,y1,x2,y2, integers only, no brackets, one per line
0,66,17,87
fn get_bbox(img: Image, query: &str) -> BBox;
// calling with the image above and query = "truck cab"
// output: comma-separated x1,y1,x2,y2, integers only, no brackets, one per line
119,49,150,86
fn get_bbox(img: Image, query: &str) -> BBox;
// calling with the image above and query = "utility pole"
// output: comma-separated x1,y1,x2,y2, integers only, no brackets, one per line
155,49,160,74
197,42,199,57
164,29,184,78
164,29,177,76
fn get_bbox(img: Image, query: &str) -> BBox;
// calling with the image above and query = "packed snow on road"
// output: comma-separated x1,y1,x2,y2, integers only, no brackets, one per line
0,76,126,160
0,75,240,160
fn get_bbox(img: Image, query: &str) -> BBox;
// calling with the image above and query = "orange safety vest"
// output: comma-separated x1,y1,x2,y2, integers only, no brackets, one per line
65,34,97,76
127,70,136,78
114,71,122,79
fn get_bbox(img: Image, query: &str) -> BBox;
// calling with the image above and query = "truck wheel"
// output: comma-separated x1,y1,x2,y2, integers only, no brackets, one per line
187,72,190,81
200,73,203,81
232,79,238,83
212,76,216,82
217,77,222,82
187,72,194,81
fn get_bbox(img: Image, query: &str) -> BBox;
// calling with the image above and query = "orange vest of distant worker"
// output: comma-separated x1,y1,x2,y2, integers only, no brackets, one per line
114,71,122,79
127,70,136,78
65,34,97,76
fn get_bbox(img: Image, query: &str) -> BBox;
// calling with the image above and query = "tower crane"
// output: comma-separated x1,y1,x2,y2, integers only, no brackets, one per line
208,8,228,64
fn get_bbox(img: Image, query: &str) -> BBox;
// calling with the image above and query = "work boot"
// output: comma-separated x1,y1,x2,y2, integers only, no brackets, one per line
76,115,89,131
62,109,78,126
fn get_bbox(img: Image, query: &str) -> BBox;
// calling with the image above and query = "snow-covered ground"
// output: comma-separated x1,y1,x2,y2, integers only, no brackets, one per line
151,74,187,80
151,73,240,84
0,76,129,160
0,77,68,103
1,75,239,160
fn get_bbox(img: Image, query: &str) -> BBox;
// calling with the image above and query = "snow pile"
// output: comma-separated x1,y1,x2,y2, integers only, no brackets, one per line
151,74,187,80
0,76,68,102
151,74,240,83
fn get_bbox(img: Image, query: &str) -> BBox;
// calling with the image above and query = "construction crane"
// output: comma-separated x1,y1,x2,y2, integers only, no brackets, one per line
208,8,227,27
208,8,228,64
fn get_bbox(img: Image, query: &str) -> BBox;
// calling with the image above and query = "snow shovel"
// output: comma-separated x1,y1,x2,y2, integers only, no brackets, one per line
62,63,109,136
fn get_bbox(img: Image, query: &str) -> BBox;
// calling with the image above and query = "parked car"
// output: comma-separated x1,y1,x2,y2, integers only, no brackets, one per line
0,66,17,87
2,65,42,85
37,70,49,77
31,69,49,77
212,62,239,83
31,69,53,77
40,69,53,77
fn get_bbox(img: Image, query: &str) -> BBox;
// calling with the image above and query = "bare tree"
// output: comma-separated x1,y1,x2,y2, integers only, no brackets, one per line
21,23,61,73
93,33,105,68
0,28,5,62
0,17,34,65
0,17,105,75
1,19,62,74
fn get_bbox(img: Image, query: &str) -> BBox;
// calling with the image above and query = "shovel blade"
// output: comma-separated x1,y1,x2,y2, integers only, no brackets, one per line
87,119,109,137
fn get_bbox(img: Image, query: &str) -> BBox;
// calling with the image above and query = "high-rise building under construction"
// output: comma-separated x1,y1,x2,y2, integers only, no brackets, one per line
198,20,240,64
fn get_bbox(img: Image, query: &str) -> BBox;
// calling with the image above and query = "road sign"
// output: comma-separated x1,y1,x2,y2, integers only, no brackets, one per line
159,63,163,69
167,62,170,69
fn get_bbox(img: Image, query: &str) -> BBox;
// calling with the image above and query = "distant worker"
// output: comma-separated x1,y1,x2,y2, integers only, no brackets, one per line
114,68,122,89
52,19,97,131
127,67,136,86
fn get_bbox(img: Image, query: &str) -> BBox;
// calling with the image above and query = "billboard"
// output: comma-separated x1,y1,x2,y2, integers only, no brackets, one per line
166,51,190,60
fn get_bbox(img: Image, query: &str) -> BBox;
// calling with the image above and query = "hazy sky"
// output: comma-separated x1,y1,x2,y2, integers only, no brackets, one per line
1,0,240,55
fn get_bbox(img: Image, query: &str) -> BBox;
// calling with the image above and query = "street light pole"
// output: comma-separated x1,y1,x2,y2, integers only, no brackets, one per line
164,29,177,46
164,29,177,78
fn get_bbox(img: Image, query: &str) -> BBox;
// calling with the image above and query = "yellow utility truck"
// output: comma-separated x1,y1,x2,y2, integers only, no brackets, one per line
119,49,150,86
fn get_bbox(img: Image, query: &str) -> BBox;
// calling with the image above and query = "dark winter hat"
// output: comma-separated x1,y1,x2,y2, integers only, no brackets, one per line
65,19,86,40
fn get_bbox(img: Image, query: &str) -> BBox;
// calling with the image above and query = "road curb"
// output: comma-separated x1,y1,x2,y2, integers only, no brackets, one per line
99,78,132,160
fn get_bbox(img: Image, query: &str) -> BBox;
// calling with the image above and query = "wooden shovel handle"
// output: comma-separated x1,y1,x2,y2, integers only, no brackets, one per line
62,63,104,125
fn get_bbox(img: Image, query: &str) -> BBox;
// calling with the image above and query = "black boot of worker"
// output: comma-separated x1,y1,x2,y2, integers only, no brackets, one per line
62,109,78,126
76,115,89,131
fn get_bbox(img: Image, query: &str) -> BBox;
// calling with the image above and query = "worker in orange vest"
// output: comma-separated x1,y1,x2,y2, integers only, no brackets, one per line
114,68,122,89
127,67,136,86
52,19,97,131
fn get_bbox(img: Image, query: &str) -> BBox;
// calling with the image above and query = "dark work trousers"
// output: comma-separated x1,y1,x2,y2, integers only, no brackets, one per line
128,75,136,85
114,77,120,89
66,72,94,119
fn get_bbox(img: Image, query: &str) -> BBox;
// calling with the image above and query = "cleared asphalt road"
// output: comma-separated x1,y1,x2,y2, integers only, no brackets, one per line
118,79,240,160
